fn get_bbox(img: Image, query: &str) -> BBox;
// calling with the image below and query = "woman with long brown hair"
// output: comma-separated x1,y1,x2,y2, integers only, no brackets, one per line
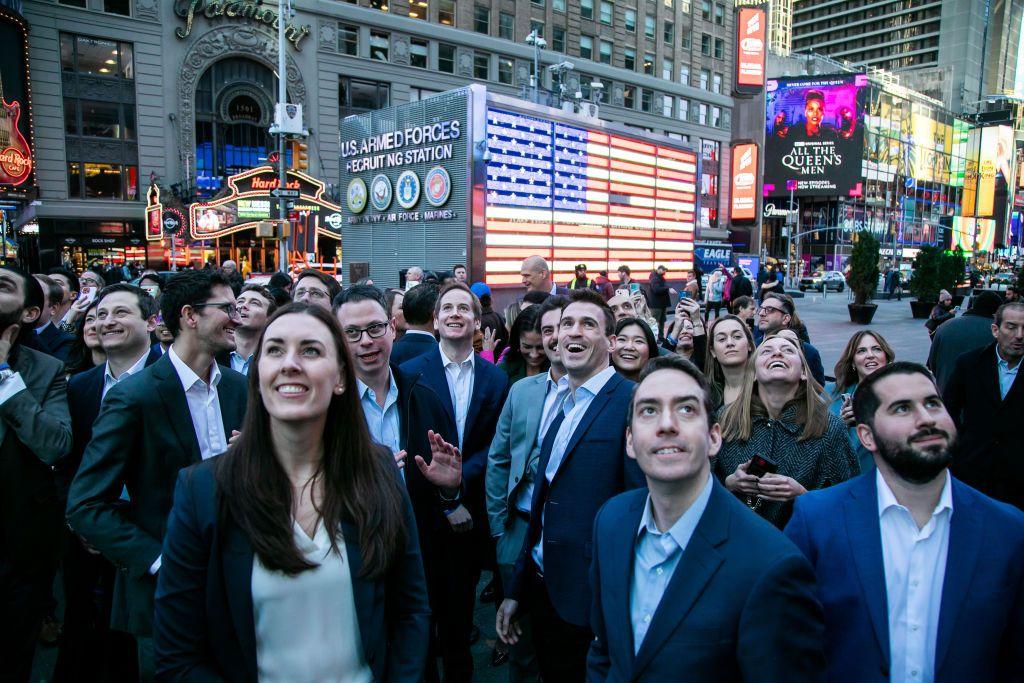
154,304,452,682
704,314,755,408
713,334,858,528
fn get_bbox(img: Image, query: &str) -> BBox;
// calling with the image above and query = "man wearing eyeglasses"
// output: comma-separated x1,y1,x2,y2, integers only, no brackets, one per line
755,292,826,386
67,271,249,680
291,268,342,311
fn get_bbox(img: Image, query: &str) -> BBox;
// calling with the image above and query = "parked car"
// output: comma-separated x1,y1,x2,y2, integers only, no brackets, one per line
799,270,846,292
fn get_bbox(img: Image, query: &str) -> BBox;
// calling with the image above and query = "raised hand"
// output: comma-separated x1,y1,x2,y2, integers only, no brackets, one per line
0,323,20,367
393,449,407,470
415,430,463,490
482,327,498,354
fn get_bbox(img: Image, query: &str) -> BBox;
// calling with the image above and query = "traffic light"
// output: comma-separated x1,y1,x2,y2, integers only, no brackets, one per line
291,141,309,171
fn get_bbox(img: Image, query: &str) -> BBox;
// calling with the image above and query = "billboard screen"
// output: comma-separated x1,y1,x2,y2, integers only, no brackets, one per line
730,142,758,222
764,74,867,197
482,106,698,285
735,7,767,95
0,7,33,192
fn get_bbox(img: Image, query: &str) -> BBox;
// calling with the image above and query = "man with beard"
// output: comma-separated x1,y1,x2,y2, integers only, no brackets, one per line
0,266,73,681
785,362,1024,683
67,271,249,679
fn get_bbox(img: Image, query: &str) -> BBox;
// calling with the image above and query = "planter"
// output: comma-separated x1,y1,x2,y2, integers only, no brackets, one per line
910,300,933,319
848,303,878,325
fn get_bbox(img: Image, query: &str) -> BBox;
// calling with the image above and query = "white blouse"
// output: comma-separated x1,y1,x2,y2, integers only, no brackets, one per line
251,521,374,683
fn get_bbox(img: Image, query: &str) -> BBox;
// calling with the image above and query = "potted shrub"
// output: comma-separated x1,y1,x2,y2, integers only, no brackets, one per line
847,230,880,324
908,245,966,317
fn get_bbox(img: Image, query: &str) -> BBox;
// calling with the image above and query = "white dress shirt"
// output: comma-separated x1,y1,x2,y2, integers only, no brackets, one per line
439,345,475,449
996,348,1021,400
878,469,953,683
513,371,570,514
101,350,150,400
167,345,228,461
532,365,617,571
251,521,373,683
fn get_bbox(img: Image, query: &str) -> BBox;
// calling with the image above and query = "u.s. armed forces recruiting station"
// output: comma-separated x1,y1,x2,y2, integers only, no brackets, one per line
341,120,462,174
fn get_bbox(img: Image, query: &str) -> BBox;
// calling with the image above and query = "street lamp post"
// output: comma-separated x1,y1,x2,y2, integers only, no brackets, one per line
276,0,290,273
525,31,547,105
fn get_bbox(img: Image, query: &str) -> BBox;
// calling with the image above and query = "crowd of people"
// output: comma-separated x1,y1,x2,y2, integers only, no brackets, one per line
0,254,1021,683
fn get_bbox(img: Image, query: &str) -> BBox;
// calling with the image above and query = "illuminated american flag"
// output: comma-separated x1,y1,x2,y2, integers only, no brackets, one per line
485,107,697,285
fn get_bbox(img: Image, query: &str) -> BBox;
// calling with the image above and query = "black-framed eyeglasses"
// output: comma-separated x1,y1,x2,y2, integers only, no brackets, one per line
757,304,788,316
194,302,239,318
343,321,390,342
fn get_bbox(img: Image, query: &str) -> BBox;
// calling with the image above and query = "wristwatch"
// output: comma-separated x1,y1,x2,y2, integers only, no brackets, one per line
0,363,14,383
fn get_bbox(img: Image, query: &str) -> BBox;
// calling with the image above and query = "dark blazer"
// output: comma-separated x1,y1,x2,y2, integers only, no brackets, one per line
0,346,73,573
66,353,248,636
62,347,163,494
154,457,431,682
35,322,76,362
588,483,826,682
944,342,1024,510
391,331,438,368
400,346,509,534
785,472,1024,683
507,370,645,626
729,274,754,299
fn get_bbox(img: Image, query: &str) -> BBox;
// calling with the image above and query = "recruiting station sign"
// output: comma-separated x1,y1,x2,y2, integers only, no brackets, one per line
734,6,767,95
730,141,758,222
764,74,867,198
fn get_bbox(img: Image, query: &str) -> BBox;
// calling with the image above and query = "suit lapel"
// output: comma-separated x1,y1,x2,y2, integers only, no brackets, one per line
422,349,456,426
632,483,729,678
342,522,376,664
464,356,488,438
551,372,623,485
221,522,258,680
217,372,247,435
842,475,890,666
611,494,646,660
151,355,203,463
934,480,982,676
518,376,547,451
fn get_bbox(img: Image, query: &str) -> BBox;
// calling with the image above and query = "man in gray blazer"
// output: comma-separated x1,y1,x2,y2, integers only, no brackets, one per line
0,266,73,681
486,295,568,682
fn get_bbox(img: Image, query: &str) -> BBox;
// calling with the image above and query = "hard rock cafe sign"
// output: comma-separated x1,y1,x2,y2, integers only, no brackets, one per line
0,7,33,190
173,0,311,50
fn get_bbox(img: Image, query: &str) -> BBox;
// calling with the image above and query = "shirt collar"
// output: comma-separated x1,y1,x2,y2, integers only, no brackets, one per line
439,344,475,370
34,320,53,335
636,472,714,548
168,344,222,391
877,468,953,519
356,372,399,405
573,365,617,400
996,347,1023,371
404,329,436,339
104,349,150,384
547,369,569,391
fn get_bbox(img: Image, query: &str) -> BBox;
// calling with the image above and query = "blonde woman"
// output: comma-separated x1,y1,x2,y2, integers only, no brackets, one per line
714,334,858,528
704,314,755,408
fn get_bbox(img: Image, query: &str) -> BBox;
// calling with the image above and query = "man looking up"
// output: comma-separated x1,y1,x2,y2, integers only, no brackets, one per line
589,356,826,681
33,274,76,361
46,267,80,324
67,271,249,680
0,266,73,681
401,282,509,683
291,268,341,311
391,283,440,366
486,294,570,682
786,362,1024,682
224,284,276,375
497,289,645,682
453,264,468,283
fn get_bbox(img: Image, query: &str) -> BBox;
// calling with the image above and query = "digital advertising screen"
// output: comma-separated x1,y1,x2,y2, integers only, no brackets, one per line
482,107,698,285
730,142,758,222
963,125,1013,218
735,6,767,95
764,74,867,197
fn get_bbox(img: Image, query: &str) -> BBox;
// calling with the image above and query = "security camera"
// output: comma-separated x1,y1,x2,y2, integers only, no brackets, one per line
547,61,574,72
591,81,604,90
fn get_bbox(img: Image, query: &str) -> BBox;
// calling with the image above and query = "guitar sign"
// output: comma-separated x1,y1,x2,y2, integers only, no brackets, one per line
0,68,32,187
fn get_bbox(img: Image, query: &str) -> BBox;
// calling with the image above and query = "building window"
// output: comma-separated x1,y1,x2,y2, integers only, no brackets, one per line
103,0,131,16
623,85,636,108
712,73,722,93
681,32,690,49
407,0,428,18
714,37,724,59
644,15,655,38
498,57,514,84
439,43,456,72
624,8,636,31
643,53,654,74
680,64,690,84
600,0,613,24
532,0,545,6
340,77,390,117
369,31,389,61
580,35,594,59
554,0,565,9
599,40,612,64
553,26,566,51
58,0,87,7
700,0,710,20
370,0,388,10
68,163,137,200
530,20,545,38
410,87,442,101
663,21,674,43
410,38,428,67
474,5,490,34
711,106,721,127
699,69,709,89
438,0,455,25
339,24,358,55
474,53,490,79
662,57,673,80
581,0,593,20
701,34,711,56
499,12,514,39
714,2,724,25
662,95,673,117
641,89,653,112
678,97,689,121
60,34,134,78
624,47,636,70
698,102,707,125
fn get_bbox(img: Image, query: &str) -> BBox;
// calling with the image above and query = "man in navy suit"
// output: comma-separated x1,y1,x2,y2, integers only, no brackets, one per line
786,361,1024,683
401,282,509,683
496,289,645,682
391,283,440,367
33,274,76,362
58,283,163,680
588,355,826,682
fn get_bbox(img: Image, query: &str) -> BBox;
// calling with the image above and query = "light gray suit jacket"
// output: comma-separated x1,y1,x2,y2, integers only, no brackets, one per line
485,372,550,538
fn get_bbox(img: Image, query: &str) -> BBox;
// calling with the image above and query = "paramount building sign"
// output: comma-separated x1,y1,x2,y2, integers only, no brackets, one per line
173,0,311,49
